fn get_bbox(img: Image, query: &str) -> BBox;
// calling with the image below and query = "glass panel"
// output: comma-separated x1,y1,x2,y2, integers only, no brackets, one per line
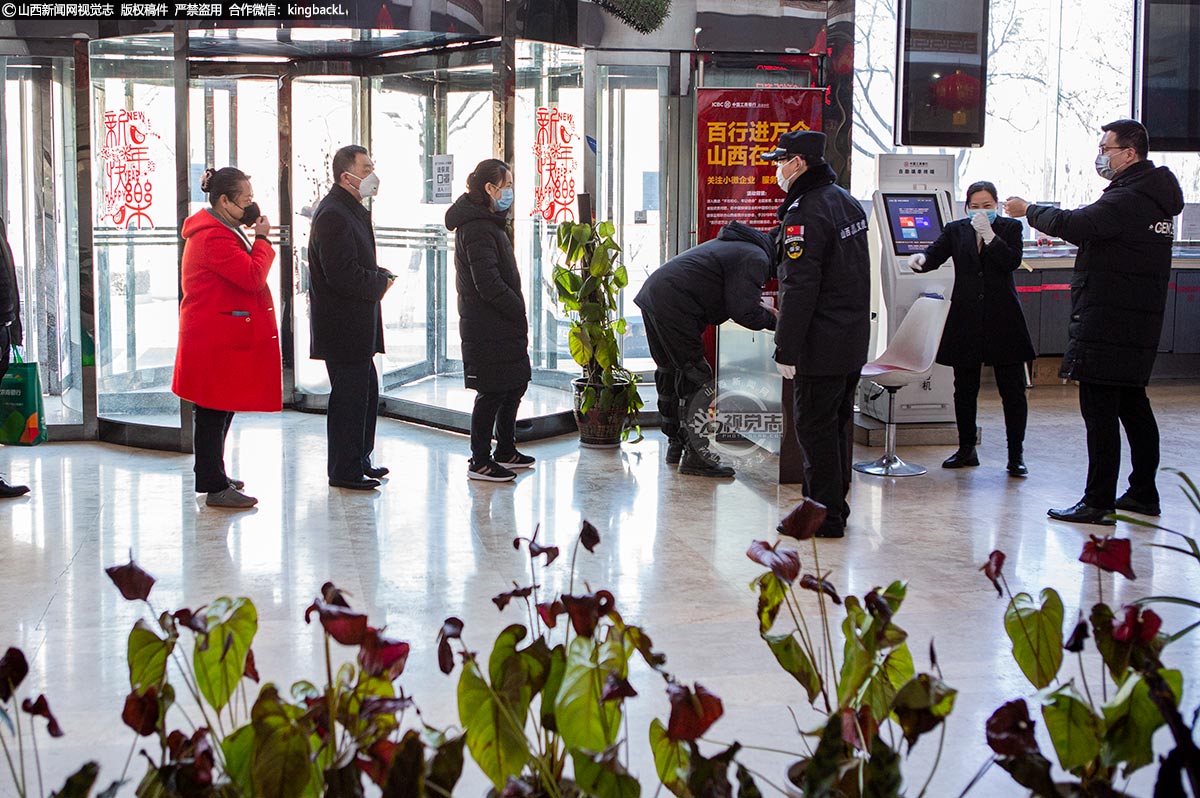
2,57,83,428
90,36,180,427
514,40,583,412
187,79,281,340
443,85,492,366
292,77,358,396
596,64,669,376
371,77,432,383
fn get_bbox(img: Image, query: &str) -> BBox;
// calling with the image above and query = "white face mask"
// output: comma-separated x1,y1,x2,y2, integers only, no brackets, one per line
776,158,796,193
348,171,381,198
1094,153,1117,181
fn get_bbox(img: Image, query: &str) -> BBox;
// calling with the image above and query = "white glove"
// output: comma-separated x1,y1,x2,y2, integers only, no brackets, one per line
776,362,796,380
971,211,996,243
907,253,927,271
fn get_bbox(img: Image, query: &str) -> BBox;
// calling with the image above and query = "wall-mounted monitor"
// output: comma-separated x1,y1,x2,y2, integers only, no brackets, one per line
880,193,947,256
1136,0,1200,151
894,0,989,147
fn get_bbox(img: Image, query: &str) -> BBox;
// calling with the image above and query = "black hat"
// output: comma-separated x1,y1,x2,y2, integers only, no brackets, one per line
761,130,826,161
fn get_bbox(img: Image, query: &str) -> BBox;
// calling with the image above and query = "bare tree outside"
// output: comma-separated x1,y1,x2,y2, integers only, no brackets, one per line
850,0,1196,214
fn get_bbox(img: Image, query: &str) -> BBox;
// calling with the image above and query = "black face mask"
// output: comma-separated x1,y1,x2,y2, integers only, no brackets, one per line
233,200,260,226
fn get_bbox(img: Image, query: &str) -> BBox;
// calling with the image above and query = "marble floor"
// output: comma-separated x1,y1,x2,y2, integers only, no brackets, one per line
2,381,1199,797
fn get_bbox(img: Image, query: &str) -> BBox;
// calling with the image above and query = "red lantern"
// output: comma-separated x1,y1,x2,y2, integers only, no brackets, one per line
933,70,981,126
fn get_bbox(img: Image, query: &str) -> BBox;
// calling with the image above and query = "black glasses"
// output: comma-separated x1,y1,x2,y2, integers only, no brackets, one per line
1097,145,1127,154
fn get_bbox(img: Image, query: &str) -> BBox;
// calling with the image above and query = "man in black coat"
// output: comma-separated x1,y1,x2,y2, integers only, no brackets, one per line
1006,119,1185,525
308,145,397,490
765,130,870,538
0,219,30,497
633,221,778,477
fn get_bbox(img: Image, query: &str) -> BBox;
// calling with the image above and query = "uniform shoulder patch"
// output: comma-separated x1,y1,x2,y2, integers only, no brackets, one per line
784,225,805,260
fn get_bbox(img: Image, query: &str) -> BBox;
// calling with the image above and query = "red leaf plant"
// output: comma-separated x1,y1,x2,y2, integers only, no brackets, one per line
105,558,156,602
0,646,29,702
1079,536,1136,580
358,627,411,681
1112,605,1163,644
777,498,828,541
562,590,616,638
122,686,159,736
980,550,1006,597
666,682,724,742
437,617,465,675
21,694,64,738
745,540,800,583
305,598,369,646
985,699,1040,757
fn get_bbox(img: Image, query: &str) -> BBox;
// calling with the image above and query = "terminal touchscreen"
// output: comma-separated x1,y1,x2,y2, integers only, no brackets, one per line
881,194,945,256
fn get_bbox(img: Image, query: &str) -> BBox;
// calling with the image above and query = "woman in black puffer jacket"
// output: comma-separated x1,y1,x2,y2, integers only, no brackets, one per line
444,159,533,482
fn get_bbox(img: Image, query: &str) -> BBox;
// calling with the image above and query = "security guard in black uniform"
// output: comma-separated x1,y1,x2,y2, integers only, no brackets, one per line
763,131,870,538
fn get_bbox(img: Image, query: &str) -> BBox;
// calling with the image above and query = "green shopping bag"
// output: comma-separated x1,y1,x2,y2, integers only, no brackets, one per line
0,348,47,445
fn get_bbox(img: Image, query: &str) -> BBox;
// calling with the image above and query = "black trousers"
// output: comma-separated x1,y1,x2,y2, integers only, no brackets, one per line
325,359,379,481
793,372,859,528
642,311,712,448
471,385,527,462
952,362,1028,451
193,404,235,493
1078,381,1160,509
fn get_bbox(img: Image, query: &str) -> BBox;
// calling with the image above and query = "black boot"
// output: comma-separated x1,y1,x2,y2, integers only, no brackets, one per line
679,445,735,478
942,448,979,468
1007,444,1028,476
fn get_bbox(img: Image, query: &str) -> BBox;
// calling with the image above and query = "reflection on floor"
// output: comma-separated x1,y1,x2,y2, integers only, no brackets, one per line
2,381,1199,796
387,373,576,417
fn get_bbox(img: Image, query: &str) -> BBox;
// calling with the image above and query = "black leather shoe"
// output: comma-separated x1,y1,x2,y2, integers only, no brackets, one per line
1114,492,1160,516
1006,456,1028,477
1047,501,1115,526
364,465,389,479
942,448,980,468
775,520,845,539
329,477,381,490
0,479,30,498
815,522,846,539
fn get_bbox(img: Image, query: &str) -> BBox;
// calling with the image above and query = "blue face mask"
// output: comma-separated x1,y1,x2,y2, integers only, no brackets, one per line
494,187,514,212
970,208,999,223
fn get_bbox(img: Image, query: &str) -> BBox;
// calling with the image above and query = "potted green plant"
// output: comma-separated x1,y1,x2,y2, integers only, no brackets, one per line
969,471,1200,798
747,499,958,797
552,220,643,447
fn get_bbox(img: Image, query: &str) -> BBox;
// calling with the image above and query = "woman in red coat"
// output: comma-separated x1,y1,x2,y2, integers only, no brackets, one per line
172,167,280,508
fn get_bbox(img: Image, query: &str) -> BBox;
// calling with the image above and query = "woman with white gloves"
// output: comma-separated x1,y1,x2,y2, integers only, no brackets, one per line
907,180,1035,475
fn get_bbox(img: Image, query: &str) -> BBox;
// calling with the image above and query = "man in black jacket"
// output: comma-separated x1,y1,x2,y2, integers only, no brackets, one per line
634,221,778,477
765,130,870,538
0,218,30,498
1006,119,1185,525
309,145,397,490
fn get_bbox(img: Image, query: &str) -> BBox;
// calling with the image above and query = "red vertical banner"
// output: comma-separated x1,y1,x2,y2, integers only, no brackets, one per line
532,106,580,223
696,89,824,243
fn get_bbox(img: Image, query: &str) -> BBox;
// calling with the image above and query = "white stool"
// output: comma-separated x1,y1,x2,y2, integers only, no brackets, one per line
853,296,951,477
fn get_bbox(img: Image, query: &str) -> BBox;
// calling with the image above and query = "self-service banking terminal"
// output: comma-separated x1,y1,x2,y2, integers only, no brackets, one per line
860,154,957,425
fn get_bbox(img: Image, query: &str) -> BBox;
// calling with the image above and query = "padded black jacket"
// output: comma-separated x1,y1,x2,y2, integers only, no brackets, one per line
633,221,777,335
1027,160,1184,386
772,164,871,377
